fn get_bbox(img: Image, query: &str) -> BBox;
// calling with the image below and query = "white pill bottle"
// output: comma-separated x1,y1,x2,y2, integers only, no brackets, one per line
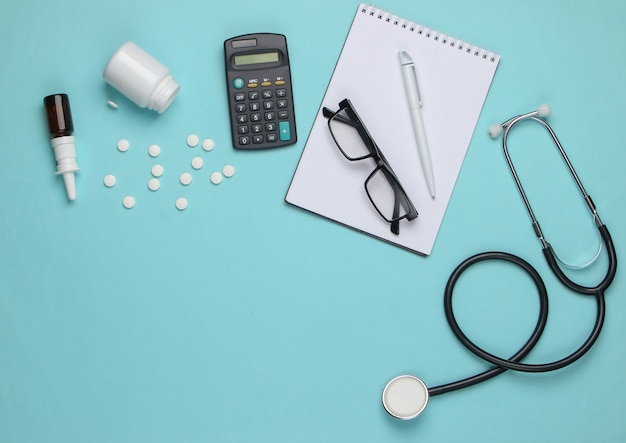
103,42,180,113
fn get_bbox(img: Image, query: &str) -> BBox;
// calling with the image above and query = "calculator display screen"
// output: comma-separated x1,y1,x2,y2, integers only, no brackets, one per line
234,51,279,66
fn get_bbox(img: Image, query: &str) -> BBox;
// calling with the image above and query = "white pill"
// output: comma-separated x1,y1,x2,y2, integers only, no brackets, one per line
222,164,235,178
103,174,116,187
186,134,199,147
175,197,188,210
107,100,119,109
117,139,130,152
191,156,204,170
148,144,161,157
202,138,215,151
123,196,135,209
180,172,192,185
148,178,160,191
151,164,164,177
210,171,223,185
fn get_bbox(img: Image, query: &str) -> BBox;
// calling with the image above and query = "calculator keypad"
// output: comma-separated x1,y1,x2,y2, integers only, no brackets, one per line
230,80,296,149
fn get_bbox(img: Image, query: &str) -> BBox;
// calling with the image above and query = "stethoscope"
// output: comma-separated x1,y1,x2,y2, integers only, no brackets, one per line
381,104,618,420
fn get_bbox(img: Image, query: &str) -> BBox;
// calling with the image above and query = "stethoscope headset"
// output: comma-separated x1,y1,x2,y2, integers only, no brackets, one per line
381,104,618,421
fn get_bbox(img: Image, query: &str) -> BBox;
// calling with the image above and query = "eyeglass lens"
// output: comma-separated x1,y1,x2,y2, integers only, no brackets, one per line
366,167,413,222
328,109,373,161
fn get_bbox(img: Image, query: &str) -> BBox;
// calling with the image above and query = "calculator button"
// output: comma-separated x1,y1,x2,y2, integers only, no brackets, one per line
266,122,276,132
265,111,275,121
251,113,261,122
250,102,260,111
279,121,291,141
277,99,287,109
239,135,251,145
235,103,246,113
237,114,248,124
263,101,274,110
251,124,262,133
238,126,249,134
276,89,286,98
275,80,286,86
262,90,273,99
253,135,264,144
278,110,289,119
266,133,278,143
261,81,272,87
233,78,245,89
235,92,245,101
248,91,259,100
248,82,258,88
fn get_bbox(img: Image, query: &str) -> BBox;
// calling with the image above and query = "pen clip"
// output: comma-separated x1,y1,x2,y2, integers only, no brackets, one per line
409,64,423,107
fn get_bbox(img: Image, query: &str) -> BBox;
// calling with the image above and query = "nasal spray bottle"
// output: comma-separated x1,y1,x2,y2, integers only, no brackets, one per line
44,94,79,201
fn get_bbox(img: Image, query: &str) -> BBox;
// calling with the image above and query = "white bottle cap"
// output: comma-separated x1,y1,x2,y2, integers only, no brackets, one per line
148,74,180,114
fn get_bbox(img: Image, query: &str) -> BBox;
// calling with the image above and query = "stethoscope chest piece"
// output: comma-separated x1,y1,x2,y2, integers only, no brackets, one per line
382,375,429,420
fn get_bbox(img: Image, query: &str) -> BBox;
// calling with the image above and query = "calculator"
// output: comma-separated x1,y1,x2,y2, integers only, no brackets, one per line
224,33,297,150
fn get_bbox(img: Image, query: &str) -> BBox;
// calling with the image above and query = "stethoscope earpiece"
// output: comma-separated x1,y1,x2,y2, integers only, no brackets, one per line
488,123,503,138
489,104,552,139
536,103,551,117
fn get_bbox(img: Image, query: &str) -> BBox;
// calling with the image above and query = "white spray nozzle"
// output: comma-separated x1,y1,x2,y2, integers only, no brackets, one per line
51,136,79,201
62,172,77,201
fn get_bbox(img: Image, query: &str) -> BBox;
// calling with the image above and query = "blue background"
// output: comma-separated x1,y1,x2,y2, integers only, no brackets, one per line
1,0,625,442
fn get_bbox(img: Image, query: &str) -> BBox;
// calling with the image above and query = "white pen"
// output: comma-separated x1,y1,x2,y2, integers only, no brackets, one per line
399,50,435,199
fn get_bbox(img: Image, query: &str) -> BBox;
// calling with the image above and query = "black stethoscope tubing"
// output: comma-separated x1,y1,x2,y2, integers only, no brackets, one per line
428,239,614,397
427,108,618,397
382,106,618,420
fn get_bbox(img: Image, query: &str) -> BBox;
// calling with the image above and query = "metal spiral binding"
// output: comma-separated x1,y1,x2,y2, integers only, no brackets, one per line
360,4,498,63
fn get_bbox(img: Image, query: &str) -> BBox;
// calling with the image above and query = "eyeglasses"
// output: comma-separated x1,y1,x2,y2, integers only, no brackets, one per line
323,98,418,235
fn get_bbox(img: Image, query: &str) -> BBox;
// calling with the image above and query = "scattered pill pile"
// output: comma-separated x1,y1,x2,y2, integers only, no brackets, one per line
104,134,235,211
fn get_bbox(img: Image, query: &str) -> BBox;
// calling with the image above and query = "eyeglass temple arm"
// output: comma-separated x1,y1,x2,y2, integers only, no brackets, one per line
388,167,409,235
391,193,401,235
323,107,353,125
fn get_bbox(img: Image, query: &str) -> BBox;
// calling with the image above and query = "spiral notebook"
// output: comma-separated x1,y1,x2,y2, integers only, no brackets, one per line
286,3,500,255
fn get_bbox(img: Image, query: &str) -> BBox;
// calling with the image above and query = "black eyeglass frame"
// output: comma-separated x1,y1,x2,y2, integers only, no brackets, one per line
323,98,418,235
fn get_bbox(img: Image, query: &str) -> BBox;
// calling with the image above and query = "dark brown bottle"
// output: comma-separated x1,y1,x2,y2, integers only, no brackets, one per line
44,94,74,137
